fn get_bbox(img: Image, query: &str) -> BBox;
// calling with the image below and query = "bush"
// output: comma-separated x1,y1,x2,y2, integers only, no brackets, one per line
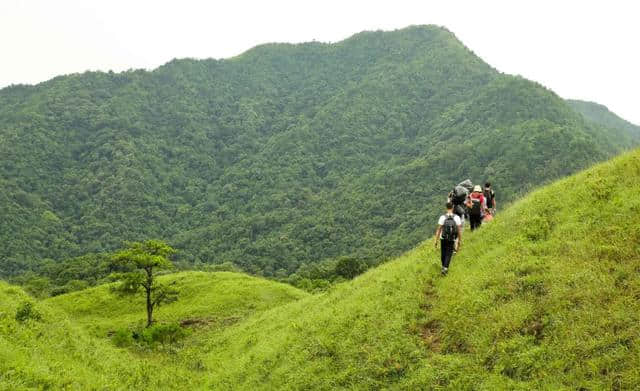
138,323,188,346
334,256,368,279
15,301,42,322
112,328,135,347
113,323,188,349
204,261,241,273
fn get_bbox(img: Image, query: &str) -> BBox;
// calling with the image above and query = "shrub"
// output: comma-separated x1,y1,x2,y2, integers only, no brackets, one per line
112,328,135,347
15,301,42,322
334,256,368,279
138,323,188,346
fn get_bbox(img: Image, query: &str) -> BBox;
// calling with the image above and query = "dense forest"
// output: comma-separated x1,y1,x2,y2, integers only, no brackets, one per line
1,25,638,291
567,99,640,140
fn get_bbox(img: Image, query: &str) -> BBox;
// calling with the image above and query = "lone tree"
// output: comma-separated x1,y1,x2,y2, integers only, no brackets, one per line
111,240,178,327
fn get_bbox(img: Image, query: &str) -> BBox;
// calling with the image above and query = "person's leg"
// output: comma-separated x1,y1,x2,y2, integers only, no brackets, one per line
470,215,477,230
442,240,454,268
440,239,447,268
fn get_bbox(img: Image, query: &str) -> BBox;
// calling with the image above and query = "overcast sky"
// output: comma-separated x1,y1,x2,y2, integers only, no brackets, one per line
1,0,638,124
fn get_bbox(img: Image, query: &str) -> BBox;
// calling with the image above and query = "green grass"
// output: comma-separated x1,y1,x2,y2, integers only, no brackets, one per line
3,149,640,389
1,272,308,390
45,271,309,336
191,148,640,389
0,280,194,390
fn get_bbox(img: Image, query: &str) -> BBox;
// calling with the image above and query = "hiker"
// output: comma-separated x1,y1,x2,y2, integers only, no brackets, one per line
483,182,496,216
434,201,462,275
483,211,493,223
449,179,472,223
468,185,487,231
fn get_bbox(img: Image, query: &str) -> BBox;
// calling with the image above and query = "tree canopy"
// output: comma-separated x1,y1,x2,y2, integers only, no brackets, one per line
0,26,637,284
111,240,178,326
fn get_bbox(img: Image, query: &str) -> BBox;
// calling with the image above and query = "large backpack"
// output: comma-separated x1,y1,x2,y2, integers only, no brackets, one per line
442,215,458,241
451,185,469,205
483,188,494,208
470,197,482,217
458,179,473,193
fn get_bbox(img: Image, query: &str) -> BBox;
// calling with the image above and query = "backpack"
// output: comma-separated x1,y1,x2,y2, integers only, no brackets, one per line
458,179,473,193
483,189,494,208
451,185,468,205
470,197,482,217
442,215,458,241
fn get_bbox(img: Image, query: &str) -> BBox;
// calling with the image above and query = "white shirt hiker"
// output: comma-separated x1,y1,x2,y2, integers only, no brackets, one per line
438,213,462,240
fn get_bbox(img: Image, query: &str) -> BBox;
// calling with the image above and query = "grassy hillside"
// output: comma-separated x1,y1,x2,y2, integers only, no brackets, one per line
2,25,638,282
45,271,309,335
0,280,192,390
5,149,640,389
1,272,307,390
184,148,640,389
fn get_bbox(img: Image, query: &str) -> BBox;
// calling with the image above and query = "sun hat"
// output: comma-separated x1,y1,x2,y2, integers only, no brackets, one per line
473,185,482,192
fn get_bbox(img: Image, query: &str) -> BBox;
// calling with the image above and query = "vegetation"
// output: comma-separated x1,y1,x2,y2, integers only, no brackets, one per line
9,252,113,297
200,147,640,390
0,280,183,389
110,240,178,326
568,99,640,141
1,272,307,389
45,270,309,337
1,26,638,286
2,148,638,389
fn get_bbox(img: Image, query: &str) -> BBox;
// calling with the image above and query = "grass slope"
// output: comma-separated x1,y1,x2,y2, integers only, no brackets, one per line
5,150,640,389
2,272,307,390
45,271,309,335
0,280,192,390
189,148,640,389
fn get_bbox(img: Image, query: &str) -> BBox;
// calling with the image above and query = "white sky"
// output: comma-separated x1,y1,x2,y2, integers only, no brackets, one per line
1,0,639,124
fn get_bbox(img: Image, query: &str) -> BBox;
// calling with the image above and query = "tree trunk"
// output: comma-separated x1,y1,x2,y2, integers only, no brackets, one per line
145,267,153,327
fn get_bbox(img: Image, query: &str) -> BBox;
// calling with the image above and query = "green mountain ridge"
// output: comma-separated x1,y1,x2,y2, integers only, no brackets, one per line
567,99,640,140
4,147,640,389
1,25,638,284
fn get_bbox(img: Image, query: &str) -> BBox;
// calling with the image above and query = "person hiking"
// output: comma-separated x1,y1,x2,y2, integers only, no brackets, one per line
483,210,494,223
434,201,462,275
449,179,472,223
468,185,487,231
483,182,496,216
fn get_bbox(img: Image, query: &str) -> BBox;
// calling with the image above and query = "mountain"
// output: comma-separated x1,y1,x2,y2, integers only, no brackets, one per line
1,25,637,282
567,99,640,141
5,148,640,389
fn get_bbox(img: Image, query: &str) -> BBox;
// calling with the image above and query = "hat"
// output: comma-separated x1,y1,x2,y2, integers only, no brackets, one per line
473,185,482,192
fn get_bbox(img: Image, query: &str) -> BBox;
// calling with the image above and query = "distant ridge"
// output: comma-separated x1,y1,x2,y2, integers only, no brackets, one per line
568,99,640,140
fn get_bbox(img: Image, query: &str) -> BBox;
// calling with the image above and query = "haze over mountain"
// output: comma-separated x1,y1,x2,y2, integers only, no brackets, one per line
1,25,637,284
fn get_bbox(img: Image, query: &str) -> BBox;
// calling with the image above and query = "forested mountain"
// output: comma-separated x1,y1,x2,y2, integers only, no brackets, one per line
567,99,640,141
1,25,637,281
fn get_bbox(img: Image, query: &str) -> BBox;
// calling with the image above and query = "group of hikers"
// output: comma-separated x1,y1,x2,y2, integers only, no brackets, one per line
434,180,497,275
